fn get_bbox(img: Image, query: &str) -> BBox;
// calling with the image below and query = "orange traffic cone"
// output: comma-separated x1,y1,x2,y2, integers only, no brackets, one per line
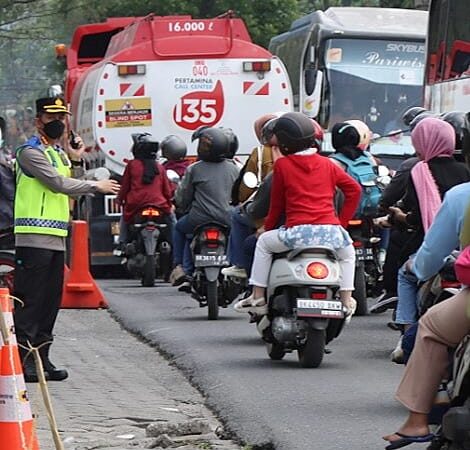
0,287,40,449
61,220,108,309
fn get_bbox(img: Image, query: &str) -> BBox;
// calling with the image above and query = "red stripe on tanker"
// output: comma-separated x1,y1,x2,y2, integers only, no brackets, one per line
243,81,270,95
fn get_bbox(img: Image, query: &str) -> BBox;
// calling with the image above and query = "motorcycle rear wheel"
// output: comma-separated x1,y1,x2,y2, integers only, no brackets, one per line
142,255,156,287
0,251,15,293
354,262,369,316
207,280,219,320
298,328,325,368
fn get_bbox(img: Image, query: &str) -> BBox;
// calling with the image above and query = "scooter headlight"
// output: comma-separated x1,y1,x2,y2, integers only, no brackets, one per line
306,262,329,279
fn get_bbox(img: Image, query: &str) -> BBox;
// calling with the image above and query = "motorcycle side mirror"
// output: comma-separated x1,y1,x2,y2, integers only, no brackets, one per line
377,165,389,177
166,169,180,183
242,171,258,189
378,175,392,186
94,167,110,181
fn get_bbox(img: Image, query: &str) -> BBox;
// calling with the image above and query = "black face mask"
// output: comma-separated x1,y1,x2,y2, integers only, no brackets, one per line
42,120,65,140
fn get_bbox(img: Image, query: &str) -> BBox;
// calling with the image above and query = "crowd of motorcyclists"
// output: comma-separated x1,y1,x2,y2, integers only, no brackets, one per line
115,105,470,449
2,97,470,449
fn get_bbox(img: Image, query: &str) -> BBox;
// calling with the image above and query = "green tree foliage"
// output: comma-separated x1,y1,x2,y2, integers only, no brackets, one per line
0,0,66,106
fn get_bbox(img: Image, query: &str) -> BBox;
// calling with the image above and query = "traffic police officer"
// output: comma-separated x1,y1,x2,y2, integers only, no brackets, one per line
13,96,119,382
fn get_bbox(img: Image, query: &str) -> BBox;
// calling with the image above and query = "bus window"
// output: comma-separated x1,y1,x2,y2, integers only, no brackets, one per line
323,39,425,136
445,1,470,79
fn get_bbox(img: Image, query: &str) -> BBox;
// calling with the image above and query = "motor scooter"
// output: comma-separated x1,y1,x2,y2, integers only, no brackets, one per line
347,217,383,315
0,228,14,292
189,223,238,320
419,252,461,316
426,335,470,450
124,206,172,287
255,246,346,368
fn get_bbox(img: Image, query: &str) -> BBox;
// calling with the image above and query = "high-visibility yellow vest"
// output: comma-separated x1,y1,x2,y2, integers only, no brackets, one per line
14,136,71,237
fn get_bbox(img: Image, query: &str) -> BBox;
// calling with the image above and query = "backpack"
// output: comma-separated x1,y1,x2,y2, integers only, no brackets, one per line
331,152,381,217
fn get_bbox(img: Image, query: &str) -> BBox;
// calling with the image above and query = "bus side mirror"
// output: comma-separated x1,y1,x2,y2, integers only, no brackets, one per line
305,67,317,96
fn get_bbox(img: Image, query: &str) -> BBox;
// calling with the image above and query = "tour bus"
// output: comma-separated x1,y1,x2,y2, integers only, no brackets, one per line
424,0,470,112
269,7,428,165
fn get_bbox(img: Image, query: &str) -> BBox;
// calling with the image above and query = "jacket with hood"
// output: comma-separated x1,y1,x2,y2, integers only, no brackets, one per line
264,153,361,231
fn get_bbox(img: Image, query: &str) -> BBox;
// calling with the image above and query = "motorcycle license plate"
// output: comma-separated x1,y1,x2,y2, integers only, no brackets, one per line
296,299,344,319
355,247,374,261
194,254,228,267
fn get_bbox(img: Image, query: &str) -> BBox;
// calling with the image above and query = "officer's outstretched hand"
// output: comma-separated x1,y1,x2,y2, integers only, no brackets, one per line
95,179,120,194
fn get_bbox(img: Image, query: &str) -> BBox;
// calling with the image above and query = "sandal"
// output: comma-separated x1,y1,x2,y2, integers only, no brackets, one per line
344,298,357,324
234,295,267,314
384,432,434,449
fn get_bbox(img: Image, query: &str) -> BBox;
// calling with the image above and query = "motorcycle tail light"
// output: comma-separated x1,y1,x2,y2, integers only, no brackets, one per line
311,290,327,299
349,219,362,226
142,208,160,217
441,280,461,289
204,228,222,248
352,241,363,248
306,262,329,279
205,229,220,241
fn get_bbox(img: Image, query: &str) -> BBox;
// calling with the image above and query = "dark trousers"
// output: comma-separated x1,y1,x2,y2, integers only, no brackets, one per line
13,247,64,347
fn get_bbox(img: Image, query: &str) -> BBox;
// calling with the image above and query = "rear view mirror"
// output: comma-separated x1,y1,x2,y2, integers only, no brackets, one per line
85,167,110,181
377,165,390,177
305,68,317,97
243,172,258,189
166,169,180,184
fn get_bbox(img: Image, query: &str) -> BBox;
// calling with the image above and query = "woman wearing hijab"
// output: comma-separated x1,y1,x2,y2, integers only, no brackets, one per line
388,117,470,361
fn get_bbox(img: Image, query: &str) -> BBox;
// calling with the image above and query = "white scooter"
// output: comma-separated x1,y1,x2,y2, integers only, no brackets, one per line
255,246,347,368
239,173,347,368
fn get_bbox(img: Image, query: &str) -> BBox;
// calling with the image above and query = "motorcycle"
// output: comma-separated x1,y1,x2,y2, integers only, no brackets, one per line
419,252,461,317
254,246,346,368
124,206,172,287
189,222,238,320
0,229,14,292
347,217,384,316
427,335,470,450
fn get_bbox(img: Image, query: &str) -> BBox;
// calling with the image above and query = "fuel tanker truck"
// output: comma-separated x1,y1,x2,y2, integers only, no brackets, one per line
58,12,293,267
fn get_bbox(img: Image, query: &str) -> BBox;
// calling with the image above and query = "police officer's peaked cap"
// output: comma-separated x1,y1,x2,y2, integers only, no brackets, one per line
35,97,71,115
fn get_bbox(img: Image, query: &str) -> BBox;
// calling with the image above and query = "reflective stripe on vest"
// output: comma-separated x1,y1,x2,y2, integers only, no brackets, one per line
14,138,71,237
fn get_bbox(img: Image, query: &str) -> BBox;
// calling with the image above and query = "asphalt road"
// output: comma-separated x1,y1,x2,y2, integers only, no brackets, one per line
100,279,421,450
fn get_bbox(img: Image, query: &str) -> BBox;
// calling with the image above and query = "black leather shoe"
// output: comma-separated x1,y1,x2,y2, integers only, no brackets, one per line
23,360,50,383
39,345,69,381
45,363,68,381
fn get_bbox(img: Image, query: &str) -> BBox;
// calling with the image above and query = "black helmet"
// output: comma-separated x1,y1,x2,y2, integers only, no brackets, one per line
160,135,187,161
440,111,467,150
272,112,318,154
409,111,439,131
131,133,159,159
331,122,360,150
219,127,239,158
402,106,427,127
191,125,210,143
193,127,230,162
261,118,278,145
